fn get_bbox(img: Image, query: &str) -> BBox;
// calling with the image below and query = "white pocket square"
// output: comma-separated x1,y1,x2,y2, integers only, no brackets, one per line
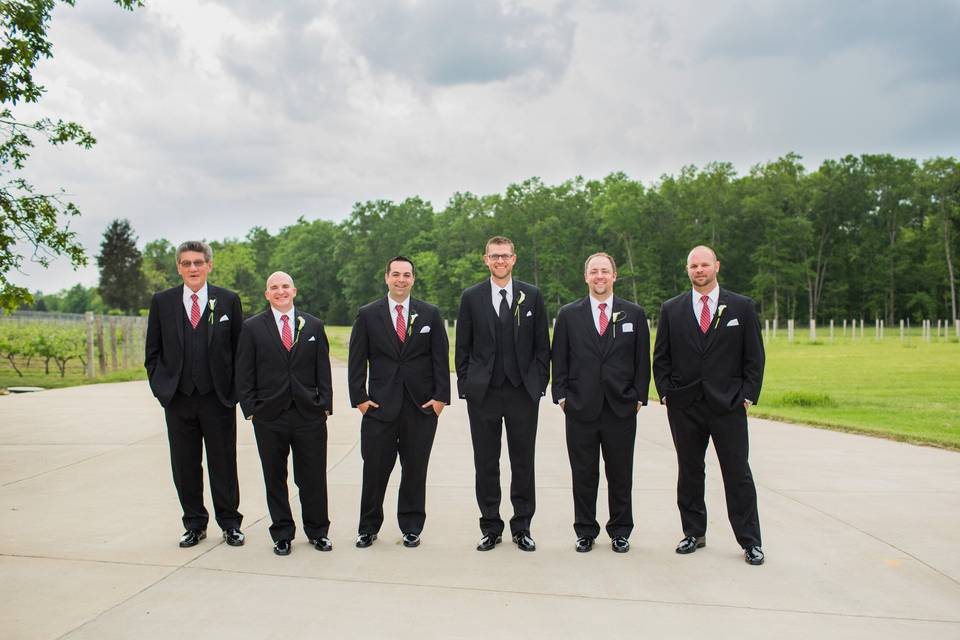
622,322,634,333
308,335,316,341
219,315,229,322
419,325,431,334
726,318,739,327
526,310,533,317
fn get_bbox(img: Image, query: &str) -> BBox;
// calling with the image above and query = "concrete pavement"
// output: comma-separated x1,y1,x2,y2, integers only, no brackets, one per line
1,366,958,639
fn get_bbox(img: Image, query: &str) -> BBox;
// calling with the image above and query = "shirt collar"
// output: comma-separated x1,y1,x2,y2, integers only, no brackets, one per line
387,296,409,314
271,305,295,325
693,285,719,306
589,294,613,314
183,283,208,306
491,278,513,297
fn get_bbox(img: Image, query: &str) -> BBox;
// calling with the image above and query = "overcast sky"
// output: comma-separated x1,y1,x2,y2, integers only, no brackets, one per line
11,0,960,293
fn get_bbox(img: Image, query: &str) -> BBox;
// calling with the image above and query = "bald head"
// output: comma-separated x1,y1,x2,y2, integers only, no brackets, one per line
686,245,720,293
265,271,297,312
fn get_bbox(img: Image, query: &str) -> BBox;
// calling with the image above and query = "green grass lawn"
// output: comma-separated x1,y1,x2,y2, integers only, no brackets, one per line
0,363,146,390
5,325,958,450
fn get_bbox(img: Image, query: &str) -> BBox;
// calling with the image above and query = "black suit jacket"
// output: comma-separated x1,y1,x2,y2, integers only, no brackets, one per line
551,296,651,421
652,288,765,414
455,279,550,404
144,284,243,408
347,297,451,423
235,310,333,422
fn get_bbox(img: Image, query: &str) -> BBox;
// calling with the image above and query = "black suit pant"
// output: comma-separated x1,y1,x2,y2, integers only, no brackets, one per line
253,408,329,542
164,391,242,531
667,399,761,548
565,400,636,539
467,383,538,536
359,395,438,535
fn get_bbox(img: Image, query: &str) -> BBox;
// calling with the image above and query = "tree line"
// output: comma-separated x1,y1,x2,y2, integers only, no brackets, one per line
27,153,960,325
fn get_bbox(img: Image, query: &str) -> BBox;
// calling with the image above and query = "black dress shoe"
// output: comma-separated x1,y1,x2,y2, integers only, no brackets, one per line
476,534,502,551
356,533,377,548
179,529,206,548
744,545,765,565
611,536,630,553
273,539,292,556
222,528,245,547
310,537,333,552
512,530,536,552
675,536,706,554
575,536,594,553
402,533,421,548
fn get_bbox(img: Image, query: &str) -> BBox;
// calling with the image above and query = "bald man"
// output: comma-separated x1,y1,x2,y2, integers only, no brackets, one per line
653,246,766,565
236,272,334,556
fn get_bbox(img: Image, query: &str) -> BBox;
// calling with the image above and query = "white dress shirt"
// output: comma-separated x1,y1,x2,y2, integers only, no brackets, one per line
589,295,614,334
182,284,209,318
388,296,410,335
271,305,296,338
490,278,513,314
691,285,720,325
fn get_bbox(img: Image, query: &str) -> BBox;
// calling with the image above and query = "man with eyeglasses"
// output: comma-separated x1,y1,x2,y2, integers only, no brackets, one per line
145,240,245,549
455,236,550,552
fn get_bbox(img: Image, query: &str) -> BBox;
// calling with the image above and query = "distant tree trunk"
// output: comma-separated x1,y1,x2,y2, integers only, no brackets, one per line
945,210,958,320
621,235,639,302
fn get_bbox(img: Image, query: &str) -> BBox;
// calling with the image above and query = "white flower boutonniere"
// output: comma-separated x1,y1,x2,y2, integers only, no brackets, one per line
713,304,727,329
207,298,217,324
610,311,625,338
293,316,305,345
407,312,419,337
514,290,526,326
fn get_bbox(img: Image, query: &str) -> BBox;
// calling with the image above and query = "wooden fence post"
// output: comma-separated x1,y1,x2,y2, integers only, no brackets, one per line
96,314,107,375
85,312,95,378
109,317,118,371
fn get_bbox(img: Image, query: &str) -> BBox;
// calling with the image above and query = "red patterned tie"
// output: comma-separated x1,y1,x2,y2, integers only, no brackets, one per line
190,294,201,329
395,305,406,342
598,302,609,336
699,295,711,334
281,314,293,351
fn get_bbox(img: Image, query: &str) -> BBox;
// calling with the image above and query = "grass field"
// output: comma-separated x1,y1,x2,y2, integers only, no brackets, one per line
4,325,958,450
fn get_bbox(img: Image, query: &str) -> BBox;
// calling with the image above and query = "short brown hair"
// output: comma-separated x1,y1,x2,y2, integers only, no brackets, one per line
584,252,617,273
385,255,416,276
485,236,515,254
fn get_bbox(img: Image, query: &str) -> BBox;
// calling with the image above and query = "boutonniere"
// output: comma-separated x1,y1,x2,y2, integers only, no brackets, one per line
610,311,625,338
207,298,217,324
293,316,305,344
514,290,526,326
407,312,419,337
713,304,727,329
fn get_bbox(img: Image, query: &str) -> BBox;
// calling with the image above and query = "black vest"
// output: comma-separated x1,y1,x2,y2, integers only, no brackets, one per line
178,305,214,396
491,295,522,388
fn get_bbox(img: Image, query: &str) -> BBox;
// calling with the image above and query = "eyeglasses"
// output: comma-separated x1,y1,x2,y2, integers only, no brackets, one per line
179,260,207,268
486,253,514,262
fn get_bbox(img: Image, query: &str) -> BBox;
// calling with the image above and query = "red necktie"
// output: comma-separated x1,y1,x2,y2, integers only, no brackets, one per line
281,314,293,351
190,294,200,329
598,302,609,336
395,305,406,342
699,295,711,334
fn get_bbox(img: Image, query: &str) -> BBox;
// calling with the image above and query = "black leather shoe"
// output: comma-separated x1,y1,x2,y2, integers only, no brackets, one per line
512,530,536,552
575,536,594,553
744,545,765,565
356,533,377,548
310,537,333,552
402,533,421,548
611,536,630,553
222,528,244,547
273,539,292,556
179,529,206,548
675,536,706,554
476,534,502,551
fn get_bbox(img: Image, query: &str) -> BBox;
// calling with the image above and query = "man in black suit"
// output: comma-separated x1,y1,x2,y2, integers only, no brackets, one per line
552,252,650,553
455,236,550,552
236,271,334,556
653,245,766,565
348,256,450,549
144,240,244,548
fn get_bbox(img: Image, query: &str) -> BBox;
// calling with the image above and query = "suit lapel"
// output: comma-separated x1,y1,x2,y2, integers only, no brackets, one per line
205,285,218,347
599,296,617,358
482,280,497,344
682,291,704,353
379,297,402,356
400,300,418,356
703,289,728,354
580,297,601,355
510,283,521,342
174,286,185,348
289,311,305,358
263,311,289,360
